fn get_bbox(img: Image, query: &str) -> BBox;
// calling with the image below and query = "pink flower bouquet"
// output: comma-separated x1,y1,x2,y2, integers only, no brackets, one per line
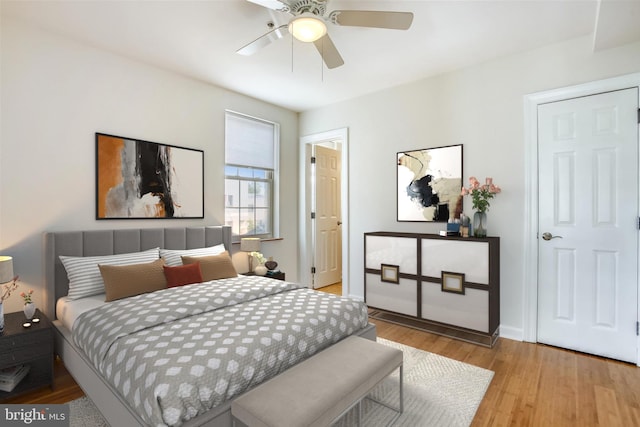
461,177,501,213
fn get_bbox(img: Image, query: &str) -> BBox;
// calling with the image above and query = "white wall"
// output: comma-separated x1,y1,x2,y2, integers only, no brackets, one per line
299,35,640,340
0,18,299,313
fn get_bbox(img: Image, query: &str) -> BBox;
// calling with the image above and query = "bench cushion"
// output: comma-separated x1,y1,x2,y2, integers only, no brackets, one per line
231,336,403,427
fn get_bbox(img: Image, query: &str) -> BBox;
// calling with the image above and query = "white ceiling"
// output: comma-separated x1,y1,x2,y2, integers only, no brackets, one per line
4,0,640,112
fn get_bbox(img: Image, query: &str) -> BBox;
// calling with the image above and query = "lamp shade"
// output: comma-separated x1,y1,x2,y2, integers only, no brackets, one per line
240,238,261,253
0,256,14,284
288,13,327,42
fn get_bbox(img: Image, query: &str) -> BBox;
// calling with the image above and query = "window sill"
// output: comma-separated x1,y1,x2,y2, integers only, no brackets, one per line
232,237,283,245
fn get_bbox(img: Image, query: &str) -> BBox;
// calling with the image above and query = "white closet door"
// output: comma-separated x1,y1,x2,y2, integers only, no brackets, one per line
537,88,638,363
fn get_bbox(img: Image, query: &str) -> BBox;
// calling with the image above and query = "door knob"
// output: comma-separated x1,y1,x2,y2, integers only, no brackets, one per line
542,232,562,241
337,221,343,226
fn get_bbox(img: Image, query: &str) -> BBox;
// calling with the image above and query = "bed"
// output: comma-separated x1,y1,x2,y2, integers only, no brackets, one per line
44,225,376,427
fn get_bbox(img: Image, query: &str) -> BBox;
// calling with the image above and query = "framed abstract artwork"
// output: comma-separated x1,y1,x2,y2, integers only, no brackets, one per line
397,144,463,222
96,133,204,219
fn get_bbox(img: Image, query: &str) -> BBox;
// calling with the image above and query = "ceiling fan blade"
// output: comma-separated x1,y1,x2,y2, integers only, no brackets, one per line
313,34,344,69
330,10,414,30
237,24,288,56
246,0,291,12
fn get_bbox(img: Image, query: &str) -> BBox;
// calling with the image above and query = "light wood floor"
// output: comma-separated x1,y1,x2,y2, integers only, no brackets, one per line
315,281,342,295
8,283,640,426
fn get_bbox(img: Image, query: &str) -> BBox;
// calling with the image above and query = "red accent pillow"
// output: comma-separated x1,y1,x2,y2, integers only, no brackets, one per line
163,263,203,288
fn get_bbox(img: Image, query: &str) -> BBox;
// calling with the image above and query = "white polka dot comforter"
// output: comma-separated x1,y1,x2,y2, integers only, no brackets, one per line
73,276,369,426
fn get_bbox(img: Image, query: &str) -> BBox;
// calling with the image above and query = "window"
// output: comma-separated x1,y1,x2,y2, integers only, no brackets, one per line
224,111,279,241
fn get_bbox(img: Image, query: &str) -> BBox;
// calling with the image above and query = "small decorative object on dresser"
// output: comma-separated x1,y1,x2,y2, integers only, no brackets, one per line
460,213,471,237
473,211,488,238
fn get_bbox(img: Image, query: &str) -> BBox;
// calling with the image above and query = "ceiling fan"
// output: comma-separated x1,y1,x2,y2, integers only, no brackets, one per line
237,0,414,69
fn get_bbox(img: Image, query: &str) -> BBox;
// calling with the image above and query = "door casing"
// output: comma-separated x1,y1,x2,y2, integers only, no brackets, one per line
523,72,640,366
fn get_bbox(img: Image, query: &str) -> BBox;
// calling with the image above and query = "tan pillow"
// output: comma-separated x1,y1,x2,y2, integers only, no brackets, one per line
181,251,237,281
99,258,167,302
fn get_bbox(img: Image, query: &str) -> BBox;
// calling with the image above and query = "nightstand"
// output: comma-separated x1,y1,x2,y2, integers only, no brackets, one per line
266,271,285,281
0,309,54,401
245,271,286,281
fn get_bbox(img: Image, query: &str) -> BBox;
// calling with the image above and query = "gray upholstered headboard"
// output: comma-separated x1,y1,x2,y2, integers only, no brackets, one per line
44,225,232,321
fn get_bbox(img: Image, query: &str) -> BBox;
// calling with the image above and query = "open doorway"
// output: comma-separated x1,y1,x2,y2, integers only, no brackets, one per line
299,128,349,296
312,144,342,290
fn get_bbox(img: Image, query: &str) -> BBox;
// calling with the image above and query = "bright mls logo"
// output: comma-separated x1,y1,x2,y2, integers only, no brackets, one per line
1,405,69,426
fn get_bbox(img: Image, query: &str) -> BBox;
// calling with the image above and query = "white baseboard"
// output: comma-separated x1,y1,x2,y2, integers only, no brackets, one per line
499,325,524,342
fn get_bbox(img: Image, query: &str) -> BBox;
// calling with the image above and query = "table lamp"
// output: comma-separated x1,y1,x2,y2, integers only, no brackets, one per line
0,256,14,284
240,238,261,272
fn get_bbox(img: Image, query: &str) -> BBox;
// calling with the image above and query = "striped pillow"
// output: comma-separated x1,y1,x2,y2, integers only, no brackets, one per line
160,244,226,267
61,248,160,300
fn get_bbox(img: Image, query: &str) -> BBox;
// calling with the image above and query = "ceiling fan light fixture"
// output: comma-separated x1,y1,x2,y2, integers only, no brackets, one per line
288,13,327,42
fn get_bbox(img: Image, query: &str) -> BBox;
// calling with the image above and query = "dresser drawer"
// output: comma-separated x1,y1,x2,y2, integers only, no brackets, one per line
421,282,489,332
366,273,418,316
0,329,52,366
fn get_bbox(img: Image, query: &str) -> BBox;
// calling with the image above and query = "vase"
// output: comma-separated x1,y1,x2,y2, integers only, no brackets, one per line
24,302,36,320
254,264,268,276
0,303,4,333
473,211,487,238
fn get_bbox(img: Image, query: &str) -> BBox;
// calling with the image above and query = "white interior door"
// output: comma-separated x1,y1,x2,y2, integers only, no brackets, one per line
537,88,639,363
313,145,342,289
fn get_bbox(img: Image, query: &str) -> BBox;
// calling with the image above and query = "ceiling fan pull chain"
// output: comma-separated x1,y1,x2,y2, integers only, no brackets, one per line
321,37,324,82
291,30,294,73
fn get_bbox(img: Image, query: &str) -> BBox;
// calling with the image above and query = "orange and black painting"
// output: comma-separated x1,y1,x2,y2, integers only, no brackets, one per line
96,133,203,219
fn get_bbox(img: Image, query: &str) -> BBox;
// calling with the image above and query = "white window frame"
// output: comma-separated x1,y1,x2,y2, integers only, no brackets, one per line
224,110,280,242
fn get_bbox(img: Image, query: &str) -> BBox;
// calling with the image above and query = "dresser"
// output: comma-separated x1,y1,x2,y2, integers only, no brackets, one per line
364,231,500,347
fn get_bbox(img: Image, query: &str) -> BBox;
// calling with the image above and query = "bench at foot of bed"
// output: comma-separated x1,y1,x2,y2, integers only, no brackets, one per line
231,336,403,427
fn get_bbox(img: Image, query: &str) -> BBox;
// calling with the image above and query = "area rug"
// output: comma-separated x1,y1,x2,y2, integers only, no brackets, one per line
335,338,494,426
68,396,108,427
68,338,493,427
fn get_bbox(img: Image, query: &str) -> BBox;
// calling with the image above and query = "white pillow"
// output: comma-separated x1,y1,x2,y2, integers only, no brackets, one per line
61,248,160,300
160,244,226,267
